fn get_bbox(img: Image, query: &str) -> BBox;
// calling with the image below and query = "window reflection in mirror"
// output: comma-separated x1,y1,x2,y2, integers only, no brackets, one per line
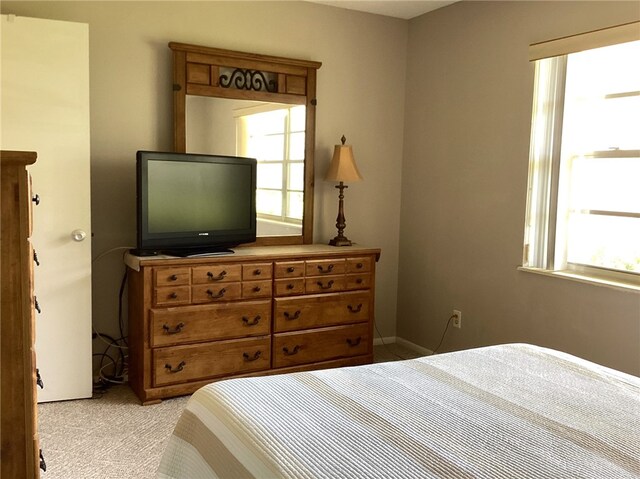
186,96,305,237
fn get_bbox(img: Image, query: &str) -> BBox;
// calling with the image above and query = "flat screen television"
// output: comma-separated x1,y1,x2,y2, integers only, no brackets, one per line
134,151,257,257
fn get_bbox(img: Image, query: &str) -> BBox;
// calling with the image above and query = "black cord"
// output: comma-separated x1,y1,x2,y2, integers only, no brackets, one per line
373,320,409,361
118,267,128,346
90,253,130,395
92,351,117,371
431,314,456,355
374,312,456,360
93,332,126,378
92,351,118,392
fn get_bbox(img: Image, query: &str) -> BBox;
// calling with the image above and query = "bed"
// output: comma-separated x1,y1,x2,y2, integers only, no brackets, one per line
157,343,640,478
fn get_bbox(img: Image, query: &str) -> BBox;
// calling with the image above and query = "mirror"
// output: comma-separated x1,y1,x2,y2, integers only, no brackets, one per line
169,42,321,245
186,97,305,237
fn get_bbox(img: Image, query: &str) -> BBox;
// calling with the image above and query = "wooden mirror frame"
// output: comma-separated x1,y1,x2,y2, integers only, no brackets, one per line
169,42,322,246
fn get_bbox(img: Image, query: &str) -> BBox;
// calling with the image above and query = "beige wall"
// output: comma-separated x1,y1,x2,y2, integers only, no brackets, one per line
4,0,638,377
1,1,407,345
400,1,640,375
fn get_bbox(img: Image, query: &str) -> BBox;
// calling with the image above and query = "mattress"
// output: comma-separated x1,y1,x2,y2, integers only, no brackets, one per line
157,343,640,478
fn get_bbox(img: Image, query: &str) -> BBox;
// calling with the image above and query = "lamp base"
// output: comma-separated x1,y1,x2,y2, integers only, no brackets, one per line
329,236,353,247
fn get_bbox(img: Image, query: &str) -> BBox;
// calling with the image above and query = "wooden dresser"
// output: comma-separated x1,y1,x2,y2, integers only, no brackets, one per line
127,244,380,404
1,150,41,478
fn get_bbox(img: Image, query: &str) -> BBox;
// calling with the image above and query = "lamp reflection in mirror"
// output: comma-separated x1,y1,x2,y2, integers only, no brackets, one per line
325,135,363,246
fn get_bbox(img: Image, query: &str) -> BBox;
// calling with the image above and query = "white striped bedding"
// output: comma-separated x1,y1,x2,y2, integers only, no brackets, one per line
157,343,640,478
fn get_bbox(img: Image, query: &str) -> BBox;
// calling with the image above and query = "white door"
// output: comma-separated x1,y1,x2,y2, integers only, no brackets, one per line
1,15,92,401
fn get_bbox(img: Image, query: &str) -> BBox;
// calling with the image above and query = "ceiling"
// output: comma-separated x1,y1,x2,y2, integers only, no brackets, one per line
306,1,458,20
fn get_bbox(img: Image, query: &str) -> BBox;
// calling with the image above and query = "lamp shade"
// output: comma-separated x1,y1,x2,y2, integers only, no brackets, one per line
325,142,363,183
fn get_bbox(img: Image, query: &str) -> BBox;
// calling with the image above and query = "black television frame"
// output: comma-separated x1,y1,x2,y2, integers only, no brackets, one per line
135,150,257,257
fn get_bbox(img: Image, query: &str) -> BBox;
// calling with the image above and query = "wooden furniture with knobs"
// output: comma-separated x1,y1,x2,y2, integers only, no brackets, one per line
1,150,42,478
126,244,380,404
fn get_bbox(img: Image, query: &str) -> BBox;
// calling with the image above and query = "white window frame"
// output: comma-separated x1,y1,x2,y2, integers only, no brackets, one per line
521,22,640,291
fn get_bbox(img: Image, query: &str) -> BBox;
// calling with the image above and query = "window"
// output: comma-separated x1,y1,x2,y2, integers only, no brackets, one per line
523,25,640,288
237,105,305,227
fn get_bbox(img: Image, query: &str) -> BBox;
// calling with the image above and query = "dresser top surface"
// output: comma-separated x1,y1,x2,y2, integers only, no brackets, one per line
126,244,381,271
1,150,37,167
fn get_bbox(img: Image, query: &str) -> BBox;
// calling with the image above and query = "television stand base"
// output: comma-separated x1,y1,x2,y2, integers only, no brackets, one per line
130,248,160,257
163,248,234,258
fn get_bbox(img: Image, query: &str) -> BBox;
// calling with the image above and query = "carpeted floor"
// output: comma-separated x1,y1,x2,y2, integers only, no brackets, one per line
38,385,188,478
38,343,422,478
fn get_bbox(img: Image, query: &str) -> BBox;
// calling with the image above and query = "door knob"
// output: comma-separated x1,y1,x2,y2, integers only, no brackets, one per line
71,229,87,242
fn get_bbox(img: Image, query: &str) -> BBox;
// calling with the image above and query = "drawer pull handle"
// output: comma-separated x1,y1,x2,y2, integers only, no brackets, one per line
253,268,262,276
252,286,262,292
170,274,178,281
165,361,186,373
283,345,300,356
286,283,295,290
287,266,295,273
348,304,363,313
356,278,363,284
242,315,261,326
347,337,362,347
317,264,334,273
33,250,40,266
169,292,178,299
207,288,226,299
36,368,44,389
32,193,40,205
243,351,262,362
316,280,334,290
34,297,41,314
356,262,364,269
284,310,301,320
207,270,227,281
162,322,185,334
39,449,46,472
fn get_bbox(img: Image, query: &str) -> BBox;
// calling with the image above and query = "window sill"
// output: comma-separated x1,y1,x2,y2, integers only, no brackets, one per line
518,266,640,293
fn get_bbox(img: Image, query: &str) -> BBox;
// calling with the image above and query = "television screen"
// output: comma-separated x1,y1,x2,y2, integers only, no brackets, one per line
135,151,256,256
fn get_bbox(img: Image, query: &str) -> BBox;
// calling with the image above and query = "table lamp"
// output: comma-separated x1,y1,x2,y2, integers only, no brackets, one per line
325,135,362,246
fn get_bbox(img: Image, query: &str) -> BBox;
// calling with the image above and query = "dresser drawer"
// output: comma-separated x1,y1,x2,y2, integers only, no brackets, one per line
192,264,242,284
305,275,345,294
154,286,191,306
242,263,272,280
273,323,369,368
305,258,346,276
192,283,242,303
153,336,271,386
346,256,372,273
150,300,272,347
274,291,371,333
345,273,372,290
242,280,272,299
274,261,305,278
154,267,190,287
274,278,305,296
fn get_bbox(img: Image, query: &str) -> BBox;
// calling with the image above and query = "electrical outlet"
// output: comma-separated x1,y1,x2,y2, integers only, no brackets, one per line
452,310,462,329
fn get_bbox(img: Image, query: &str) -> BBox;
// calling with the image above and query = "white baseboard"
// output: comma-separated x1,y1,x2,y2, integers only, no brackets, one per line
395,337,433,356
373,336,396,346
373,336,434,356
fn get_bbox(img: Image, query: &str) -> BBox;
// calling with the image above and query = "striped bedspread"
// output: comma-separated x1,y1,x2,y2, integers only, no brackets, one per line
157,343,640,478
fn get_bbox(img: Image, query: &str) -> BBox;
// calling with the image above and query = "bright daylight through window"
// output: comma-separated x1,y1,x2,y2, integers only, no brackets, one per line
239,105,305,227
523,34,640,287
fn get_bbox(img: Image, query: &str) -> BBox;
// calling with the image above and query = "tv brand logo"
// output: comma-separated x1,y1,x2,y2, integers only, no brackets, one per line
198,233,209,236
